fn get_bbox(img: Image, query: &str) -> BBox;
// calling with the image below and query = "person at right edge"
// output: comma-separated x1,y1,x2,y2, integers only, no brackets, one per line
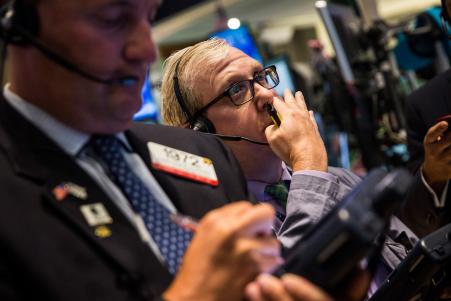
402,0,451,239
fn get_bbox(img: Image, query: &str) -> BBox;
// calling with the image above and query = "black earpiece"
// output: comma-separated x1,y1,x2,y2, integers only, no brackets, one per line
0,0,39,45
173,58,216,133
192,115,216,133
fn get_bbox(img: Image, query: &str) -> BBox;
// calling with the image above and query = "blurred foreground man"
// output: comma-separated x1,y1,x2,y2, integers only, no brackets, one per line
0,0,351,300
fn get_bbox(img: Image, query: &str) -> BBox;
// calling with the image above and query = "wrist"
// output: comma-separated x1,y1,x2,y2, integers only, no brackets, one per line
291,152,327,172
291,159,327,172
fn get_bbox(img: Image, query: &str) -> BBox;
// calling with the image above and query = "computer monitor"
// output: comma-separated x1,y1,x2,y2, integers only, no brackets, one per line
133,73,159,122
210,25,264,63
265,55,296,96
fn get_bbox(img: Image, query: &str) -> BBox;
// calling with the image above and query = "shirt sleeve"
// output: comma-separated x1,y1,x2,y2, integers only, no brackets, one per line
292,170,338,183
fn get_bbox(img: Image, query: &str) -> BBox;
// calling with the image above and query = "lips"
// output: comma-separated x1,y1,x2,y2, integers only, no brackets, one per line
114,67,148,87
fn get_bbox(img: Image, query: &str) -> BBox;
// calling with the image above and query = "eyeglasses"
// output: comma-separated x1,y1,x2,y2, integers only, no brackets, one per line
193,65,279,118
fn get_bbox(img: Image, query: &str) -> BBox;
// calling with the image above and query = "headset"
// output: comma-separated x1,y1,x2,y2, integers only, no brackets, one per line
172,57,269,145
0,0,139,86
173,59,217,133
0,0,38,45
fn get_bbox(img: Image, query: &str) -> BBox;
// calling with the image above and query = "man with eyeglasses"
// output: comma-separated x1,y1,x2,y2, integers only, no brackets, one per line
161,38,361,237
160,39,422,296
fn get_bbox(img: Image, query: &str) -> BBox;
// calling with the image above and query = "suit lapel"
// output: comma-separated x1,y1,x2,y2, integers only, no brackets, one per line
0,99,173,289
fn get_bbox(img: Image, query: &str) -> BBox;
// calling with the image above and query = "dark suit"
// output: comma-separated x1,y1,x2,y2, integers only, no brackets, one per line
0,97,249,300
400,69,451,237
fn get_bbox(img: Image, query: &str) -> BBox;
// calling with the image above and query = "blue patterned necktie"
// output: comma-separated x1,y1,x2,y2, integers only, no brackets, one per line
90,135,193,274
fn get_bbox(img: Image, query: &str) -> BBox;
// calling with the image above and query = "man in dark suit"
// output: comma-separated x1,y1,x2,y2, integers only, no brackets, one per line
403,68,451,238
401,0,451,239
0,1,348,301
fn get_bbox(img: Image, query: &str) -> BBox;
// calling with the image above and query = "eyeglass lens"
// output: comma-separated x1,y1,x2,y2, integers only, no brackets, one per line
228,67,279,105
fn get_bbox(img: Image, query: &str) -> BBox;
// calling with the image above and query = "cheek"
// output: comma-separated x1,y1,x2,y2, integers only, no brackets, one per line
208,105,259,134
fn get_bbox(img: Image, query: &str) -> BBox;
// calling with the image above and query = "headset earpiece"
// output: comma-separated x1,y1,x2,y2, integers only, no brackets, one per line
173,57,217,133
0,0,39,45
192,115,216,133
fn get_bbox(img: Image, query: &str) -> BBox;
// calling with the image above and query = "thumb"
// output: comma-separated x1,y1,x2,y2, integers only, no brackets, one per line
425,121,448,144
265,124,276,140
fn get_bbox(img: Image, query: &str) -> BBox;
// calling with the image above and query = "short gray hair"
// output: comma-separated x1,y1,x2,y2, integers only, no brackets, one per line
161,38,231,126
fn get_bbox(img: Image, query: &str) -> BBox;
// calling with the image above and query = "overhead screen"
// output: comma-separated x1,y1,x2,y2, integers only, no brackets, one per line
210,25,264,63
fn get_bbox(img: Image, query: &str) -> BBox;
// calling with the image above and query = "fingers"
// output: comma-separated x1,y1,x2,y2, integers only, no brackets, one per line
309,111,320,136
250,274,293,301
246,274,333,301
232,203,275,237
282,274,334,301
272,89,308,117
424,121,449,144
339,269,371,301
245,282,266,301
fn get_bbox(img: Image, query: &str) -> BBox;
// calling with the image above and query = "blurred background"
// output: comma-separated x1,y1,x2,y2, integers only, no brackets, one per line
43,0,451,175
138,0,449,175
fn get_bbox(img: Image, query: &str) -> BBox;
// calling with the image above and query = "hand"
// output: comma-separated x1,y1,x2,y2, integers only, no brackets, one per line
245,274,333,301
422,121,451,191
163,202,282,301
265,89,327,172
244,269,370,301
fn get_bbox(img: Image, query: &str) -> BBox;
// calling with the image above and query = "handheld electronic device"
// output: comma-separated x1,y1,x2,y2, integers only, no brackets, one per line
274,168,413,295
264,103,281,127
370,222,451,301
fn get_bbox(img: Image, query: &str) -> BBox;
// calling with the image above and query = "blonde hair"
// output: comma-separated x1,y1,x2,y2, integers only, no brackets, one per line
161,38,231,126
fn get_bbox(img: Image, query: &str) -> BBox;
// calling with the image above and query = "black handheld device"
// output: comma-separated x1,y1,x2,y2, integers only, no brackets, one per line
264,103,281,127
274,168,413,295
369,222,451,301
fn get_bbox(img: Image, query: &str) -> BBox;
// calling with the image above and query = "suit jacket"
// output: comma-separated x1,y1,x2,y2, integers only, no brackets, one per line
401,69,451,237
0,98,249,301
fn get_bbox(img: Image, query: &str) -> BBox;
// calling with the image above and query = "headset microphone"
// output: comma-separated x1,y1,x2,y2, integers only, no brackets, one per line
210,133,269,146
12,25,139,86
0,1,139,87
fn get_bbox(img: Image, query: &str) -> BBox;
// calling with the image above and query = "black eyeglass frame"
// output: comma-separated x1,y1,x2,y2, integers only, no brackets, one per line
192,65,279,120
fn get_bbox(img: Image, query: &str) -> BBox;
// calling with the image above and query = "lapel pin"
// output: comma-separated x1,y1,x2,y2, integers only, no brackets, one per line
52,183,69,201
65,182,88,200
80,203,113,227
94,225,112,238
52,182,88,201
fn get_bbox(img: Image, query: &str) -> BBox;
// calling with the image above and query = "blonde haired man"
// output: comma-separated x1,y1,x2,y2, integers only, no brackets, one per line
160,39,419,295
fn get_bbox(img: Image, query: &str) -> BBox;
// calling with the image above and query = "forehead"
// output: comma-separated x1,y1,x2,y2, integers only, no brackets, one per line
43,0,159,13
208,47,262,84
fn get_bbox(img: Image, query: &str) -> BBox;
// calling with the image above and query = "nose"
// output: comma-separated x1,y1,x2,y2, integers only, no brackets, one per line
253,83,276,112
123,20,157,65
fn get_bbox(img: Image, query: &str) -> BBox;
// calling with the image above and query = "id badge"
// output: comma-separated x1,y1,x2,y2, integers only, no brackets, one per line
147,142,219,186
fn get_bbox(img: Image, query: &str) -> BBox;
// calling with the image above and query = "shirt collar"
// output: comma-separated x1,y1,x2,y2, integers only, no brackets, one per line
3,84,131,156
247,162,292,202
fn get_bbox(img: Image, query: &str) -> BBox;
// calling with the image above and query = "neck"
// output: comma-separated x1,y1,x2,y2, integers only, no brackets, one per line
226,141,283,183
